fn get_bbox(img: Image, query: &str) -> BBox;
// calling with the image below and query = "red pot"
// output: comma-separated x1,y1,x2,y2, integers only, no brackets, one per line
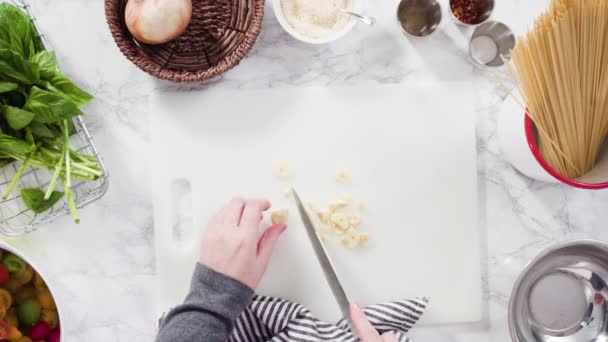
524,114,608,190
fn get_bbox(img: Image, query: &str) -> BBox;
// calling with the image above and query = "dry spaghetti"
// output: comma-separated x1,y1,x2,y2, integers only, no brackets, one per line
506,0,608,179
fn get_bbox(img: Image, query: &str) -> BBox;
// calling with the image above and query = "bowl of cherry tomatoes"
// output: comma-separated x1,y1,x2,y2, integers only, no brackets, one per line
0,243,61,342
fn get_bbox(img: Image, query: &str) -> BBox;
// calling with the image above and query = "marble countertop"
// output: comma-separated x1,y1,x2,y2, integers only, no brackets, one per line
4,0,608,341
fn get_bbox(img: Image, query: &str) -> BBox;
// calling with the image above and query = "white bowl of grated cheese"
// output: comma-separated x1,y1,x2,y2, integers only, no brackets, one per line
272,0,364,44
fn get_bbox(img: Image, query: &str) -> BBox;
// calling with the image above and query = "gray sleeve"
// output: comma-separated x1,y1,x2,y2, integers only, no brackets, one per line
156,263,254,342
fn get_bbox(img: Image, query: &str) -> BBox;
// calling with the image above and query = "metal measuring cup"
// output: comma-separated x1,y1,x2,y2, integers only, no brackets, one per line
448,0,495,26
468,20,516,67
396,0,443,38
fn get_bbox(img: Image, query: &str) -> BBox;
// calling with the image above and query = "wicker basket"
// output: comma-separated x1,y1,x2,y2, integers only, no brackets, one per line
105,0,264,83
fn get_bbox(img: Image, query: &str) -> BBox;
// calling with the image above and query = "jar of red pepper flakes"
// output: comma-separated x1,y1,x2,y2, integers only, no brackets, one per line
449,0,494,26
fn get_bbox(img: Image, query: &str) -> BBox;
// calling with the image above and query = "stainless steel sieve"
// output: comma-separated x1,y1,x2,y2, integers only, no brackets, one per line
509,240,608,342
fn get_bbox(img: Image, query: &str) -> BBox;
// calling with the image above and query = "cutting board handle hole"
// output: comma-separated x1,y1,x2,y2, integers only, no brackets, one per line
171,178,194,244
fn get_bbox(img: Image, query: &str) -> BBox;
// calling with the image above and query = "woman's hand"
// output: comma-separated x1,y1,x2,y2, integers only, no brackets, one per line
351,303,399,342
199,198,287,290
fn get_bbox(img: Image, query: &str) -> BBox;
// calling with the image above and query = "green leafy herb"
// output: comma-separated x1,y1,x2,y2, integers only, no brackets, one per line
0,3,101,222
31,51,57,80
0,3,43,58
24,86,83,124
0,81,17,93
20,188,64,213
2,105,35,130
0,133,32,155
47,72,93,107
0,48,40,84
28,121,56,138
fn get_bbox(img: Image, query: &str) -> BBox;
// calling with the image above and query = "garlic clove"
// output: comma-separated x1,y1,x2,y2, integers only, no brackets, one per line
271,208,289,225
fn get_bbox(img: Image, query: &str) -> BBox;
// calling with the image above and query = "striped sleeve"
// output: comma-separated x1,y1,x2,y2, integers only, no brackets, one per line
231,296,429,342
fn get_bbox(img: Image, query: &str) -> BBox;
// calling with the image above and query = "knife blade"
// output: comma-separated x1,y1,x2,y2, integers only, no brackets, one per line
291,188,352,326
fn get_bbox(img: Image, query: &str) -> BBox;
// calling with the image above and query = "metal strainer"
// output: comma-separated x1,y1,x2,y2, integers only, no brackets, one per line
509,241,608,341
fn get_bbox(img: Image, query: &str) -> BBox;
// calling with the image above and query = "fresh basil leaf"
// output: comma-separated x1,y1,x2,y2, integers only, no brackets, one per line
47,72,93,107
28,121,57,138
2,105,35,130
27,38,34,59
0,3,42,58
0,133,31,155
31,51,57,80
20,188,64,213
0,36,8,51
0,82,17,93
24,126,34,144
0,48,40,84
24,86,83,124
67,119,77,135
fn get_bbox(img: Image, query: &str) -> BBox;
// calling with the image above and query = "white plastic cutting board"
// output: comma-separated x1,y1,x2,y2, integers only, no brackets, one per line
151,84,482,325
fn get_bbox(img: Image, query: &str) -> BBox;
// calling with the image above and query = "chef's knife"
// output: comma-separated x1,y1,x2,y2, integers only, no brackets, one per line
291,188,353,327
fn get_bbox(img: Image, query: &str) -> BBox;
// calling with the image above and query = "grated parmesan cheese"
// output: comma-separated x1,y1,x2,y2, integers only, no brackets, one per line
280,0,353,39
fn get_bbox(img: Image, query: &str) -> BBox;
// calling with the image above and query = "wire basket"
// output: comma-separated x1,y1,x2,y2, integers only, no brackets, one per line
105,0,264,83
0,0,109,236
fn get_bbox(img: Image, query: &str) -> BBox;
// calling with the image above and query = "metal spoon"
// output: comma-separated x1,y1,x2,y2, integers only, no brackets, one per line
340,9,376,26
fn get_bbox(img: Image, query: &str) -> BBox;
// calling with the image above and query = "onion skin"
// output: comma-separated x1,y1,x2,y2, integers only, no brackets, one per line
125,0,193,45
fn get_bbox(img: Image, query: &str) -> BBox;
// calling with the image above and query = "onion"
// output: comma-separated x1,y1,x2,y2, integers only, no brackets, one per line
125,0,193,45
